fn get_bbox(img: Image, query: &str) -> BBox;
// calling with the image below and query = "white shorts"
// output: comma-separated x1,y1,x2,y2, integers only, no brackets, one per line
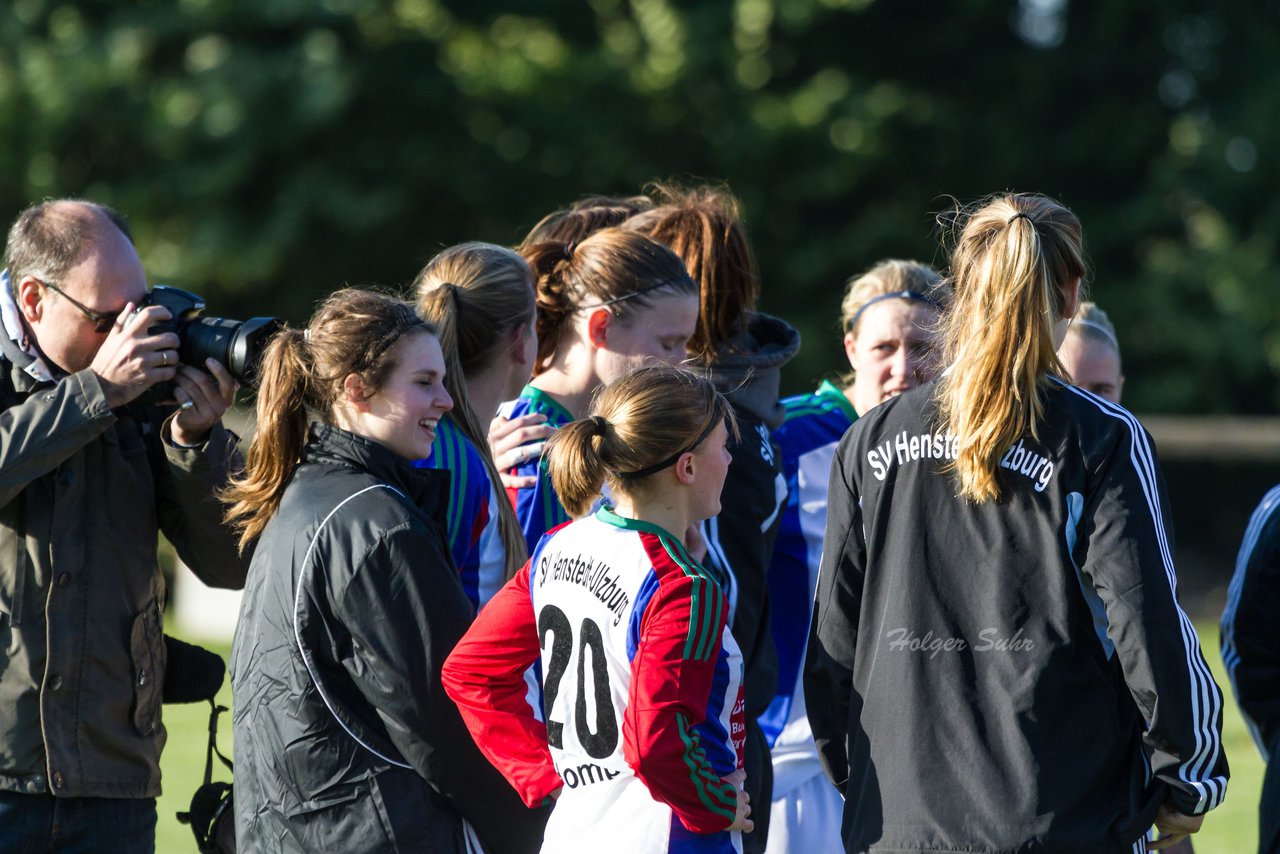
765,772,844,853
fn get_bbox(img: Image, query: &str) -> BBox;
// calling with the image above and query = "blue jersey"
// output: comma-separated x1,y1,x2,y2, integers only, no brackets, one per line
417,415,506,609
504,384,576,557
761,381,855,750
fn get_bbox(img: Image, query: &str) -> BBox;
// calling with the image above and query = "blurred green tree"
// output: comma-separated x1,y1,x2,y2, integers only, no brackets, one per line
0,0,1276,412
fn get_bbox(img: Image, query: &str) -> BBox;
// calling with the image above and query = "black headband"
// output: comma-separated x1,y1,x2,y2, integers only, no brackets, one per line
617,411,721,480
576,276,693,311
846,290,941,332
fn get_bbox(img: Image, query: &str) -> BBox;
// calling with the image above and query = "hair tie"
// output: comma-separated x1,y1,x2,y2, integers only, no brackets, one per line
442,282,462,308
564,240,579,259
590,415,609,434
846,290,942,333
1008,211,1034,225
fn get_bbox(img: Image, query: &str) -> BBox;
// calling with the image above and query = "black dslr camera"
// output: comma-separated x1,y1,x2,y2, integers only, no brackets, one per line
144,286,283,400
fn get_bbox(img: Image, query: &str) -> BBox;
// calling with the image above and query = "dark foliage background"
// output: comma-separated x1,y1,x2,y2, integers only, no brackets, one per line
1,0,1277,411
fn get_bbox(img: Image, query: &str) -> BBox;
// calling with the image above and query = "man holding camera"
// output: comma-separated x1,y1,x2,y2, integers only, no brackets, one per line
0,200,249,852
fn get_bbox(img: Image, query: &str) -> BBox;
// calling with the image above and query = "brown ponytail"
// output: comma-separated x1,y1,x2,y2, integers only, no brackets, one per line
936,194,1086,503
623,182,760,362
521,241,578,373
546,364,736,517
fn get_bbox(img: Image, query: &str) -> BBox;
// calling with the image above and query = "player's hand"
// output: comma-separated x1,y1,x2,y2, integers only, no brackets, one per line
724,769,754,833
489,412,554,488
170,358,239,446
90,303,180,408
1148,802,1203,849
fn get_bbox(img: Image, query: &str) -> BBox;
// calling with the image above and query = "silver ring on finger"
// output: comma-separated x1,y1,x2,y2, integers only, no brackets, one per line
160,351,169,367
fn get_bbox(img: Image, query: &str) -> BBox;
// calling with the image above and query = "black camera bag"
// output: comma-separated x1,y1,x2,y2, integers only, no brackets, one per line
177,699,236,854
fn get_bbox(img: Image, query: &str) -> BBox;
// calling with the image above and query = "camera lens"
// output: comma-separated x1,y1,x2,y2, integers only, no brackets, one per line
180,316,284,385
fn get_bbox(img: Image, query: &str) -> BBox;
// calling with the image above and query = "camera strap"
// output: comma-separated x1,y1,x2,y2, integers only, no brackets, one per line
177,699,235,854
202,699,234,783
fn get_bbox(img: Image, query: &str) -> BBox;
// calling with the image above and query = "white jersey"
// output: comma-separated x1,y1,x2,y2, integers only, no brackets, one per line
528,509,746,854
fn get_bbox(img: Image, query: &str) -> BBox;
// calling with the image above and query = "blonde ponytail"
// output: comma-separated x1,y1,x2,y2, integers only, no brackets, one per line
936,194,1085,502
415,243,536,579
547,418,612,518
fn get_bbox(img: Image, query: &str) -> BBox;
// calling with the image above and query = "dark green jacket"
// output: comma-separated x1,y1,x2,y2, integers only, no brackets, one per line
231,424,547,854
0,352,249,798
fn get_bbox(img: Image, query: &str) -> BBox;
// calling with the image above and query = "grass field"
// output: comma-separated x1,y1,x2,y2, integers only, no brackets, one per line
153,620,1266,853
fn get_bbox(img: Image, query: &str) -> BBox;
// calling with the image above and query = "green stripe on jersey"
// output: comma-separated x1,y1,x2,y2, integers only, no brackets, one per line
658,534,719,663
518,384,575,423
594,508,723,663
676,711,736,820
783,379,857,423
438,417,465,542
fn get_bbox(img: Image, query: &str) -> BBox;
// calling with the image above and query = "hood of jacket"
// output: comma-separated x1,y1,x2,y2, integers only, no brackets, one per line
690,311,800,429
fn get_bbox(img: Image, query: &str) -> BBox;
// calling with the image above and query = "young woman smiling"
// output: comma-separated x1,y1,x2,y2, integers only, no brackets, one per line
224,289,544,854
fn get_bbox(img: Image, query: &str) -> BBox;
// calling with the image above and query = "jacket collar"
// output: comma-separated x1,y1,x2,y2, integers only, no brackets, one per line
303,423,450,517
0,271,55,384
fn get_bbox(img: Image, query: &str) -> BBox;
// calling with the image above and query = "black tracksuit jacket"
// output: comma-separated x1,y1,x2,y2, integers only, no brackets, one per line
805,377,1228,853
231,424,547,853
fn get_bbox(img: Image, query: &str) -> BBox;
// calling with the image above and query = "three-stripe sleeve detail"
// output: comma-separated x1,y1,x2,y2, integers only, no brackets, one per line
656,534,724,663
1059,381,1227,812
675,710,737,820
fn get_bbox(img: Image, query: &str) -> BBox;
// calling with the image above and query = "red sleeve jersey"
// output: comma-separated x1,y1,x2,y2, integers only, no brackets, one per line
444,508,746,853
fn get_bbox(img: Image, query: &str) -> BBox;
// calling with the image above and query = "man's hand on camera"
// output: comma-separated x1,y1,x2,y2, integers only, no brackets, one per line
90,302,179,409
170,358,239,447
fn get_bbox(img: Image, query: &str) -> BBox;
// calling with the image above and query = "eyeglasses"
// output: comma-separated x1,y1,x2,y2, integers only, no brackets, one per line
40,280,122,333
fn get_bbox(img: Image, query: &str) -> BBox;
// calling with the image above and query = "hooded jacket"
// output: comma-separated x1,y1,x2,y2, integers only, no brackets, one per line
230,424,546,853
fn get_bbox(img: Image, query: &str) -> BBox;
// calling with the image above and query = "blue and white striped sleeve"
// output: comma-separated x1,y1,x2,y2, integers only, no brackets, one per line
1077,401,1229,816
1221,484,1280,759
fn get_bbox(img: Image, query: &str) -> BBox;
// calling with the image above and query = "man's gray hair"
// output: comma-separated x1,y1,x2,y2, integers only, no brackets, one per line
3,200,133,300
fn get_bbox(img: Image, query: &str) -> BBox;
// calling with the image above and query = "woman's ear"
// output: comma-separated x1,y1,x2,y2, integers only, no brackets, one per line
1062,276,1082,320
343,372,372,412
673,451,697,485
842,330,858,370
587,309,611,349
